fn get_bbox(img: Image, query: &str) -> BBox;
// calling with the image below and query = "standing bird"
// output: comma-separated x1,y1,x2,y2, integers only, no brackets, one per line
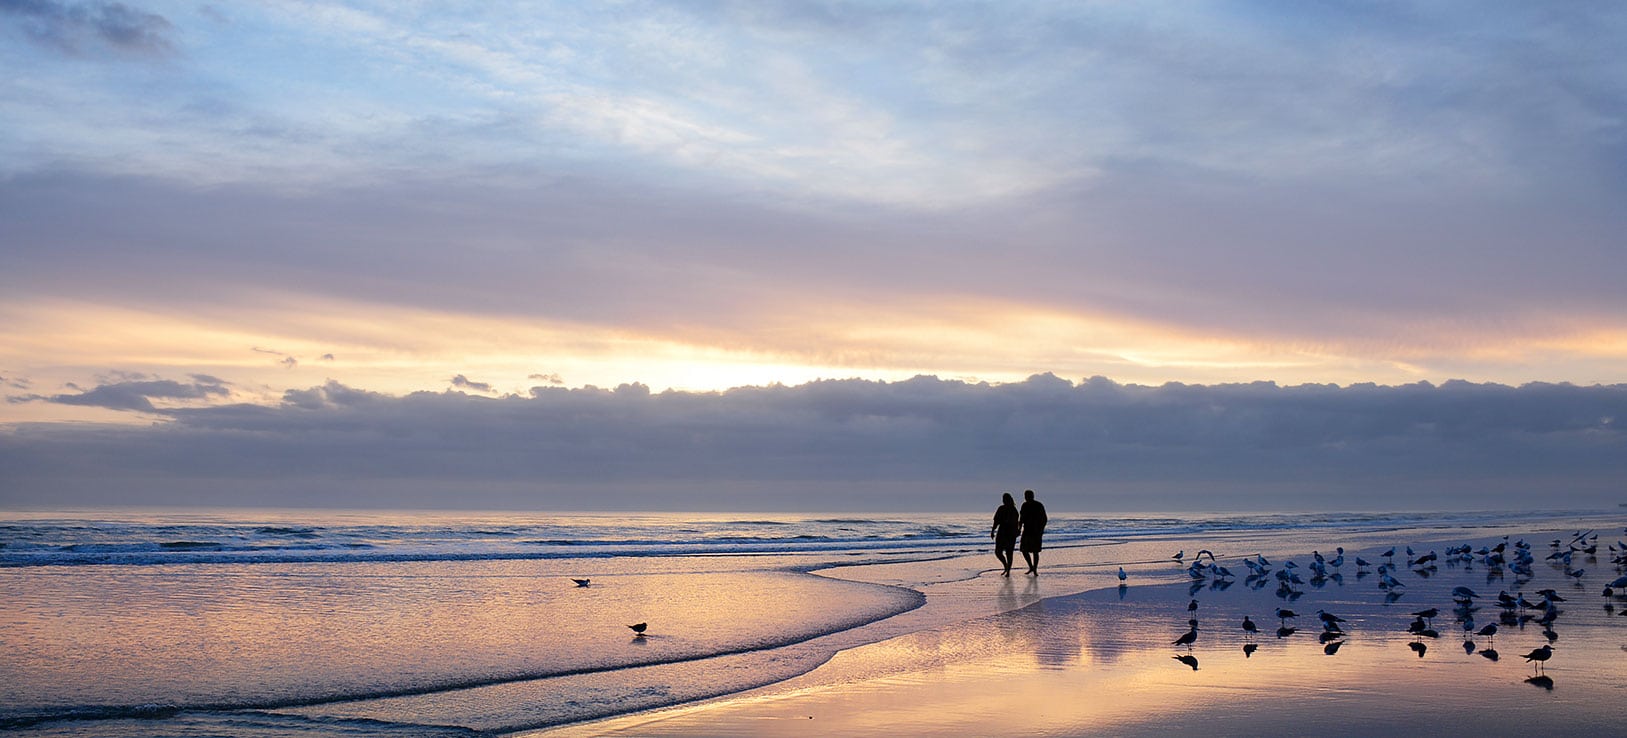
1173,626,1198,648
1242,616,1259,637
1117,566,1128,583
1522,644,1553,672
1603,574,1627,597
1475,623,1498,642
1188,599,1200,615
628,622,648,636
1275,608,1298,623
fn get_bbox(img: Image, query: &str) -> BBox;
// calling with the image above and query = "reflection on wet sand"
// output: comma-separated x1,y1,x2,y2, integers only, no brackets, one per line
545,526,1627,738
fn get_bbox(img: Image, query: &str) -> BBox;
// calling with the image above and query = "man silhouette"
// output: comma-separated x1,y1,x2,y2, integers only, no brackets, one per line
1018,489,1048,576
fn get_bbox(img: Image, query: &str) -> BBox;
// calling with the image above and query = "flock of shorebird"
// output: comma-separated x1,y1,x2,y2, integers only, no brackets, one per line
1159,528,1627,688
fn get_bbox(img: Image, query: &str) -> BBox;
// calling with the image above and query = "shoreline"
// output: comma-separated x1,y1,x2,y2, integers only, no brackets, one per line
531,513,1627,737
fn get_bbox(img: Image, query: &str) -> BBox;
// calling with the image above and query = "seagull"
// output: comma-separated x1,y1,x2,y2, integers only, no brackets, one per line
1317,610,1347,626
571,578,591,587
1173,550,1185,561
1242,616,1259,636
1475,623,1498,641
1522,644,1553,672
1173,627,1198,648
1275,608,1298,623
1188,599,1200,614
628,622,648,636
1604,574,1627,597
1411,607,1439,623
1118,566,1128,582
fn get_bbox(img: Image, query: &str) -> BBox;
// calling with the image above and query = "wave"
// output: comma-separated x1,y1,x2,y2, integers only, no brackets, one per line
0,508,1608,569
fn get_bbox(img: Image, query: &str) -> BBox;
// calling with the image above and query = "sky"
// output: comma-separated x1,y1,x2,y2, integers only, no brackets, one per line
2,1,1625,511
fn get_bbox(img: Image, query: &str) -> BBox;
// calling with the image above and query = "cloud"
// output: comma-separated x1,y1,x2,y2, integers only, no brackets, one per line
1,0,176,56
529,373,564,386
253,347,300,369
449,374,494,393
2,375,1622,510
13,373,229,412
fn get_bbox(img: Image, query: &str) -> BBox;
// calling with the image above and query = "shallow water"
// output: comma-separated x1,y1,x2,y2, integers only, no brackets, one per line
543,524,1627,737
2,508,1622,735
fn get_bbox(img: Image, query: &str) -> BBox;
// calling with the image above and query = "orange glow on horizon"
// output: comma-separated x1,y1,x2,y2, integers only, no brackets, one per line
3,294,1623,426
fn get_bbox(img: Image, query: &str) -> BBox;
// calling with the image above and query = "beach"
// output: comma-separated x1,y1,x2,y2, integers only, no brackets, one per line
535,515,1627,737
2,509,1624,736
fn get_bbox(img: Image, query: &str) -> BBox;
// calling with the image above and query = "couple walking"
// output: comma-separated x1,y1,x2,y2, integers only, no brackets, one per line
991,489,1047,576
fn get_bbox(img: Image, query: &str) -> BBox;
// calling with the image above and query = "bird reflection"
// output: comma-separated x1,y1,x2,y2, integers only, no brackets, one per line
1479,648,1500,662
1173,654,1199,670
1323,640,1345,655
1408,641,1427,657
1525,675,1555,691
1243,643,1258,658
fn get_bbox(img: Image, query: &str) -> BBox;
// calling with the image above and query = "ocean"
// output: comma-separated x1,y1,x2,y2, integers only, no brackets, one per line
1,507,1621,736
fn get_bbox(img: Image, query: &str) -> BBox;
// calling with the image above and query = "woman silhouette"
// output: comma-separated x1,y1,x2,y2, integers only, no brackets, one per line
991,492,1020,577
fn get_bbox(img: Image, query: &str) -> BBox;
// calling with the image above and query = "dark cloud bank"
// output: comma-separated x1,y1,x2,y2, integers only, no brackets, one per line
4,375,1623,512
1,0,175,57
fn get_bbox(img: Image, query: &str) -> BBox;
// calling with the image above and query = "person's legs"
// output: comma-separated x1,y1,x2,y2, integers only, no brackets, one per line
995,548,1011,575
1030,550,1040,575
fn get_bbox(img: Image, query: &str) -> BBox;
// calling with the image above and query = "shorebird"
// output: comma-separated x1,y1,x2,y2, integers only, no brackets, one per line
628,622,648,636
1242,616,1259,636
1188,599,1200,615
1275,608,1297,623
1173,626,1198,648
1117,566,1128,582
1607,574,1627,597
1411,607,1439,623
1522,644,1552,672
1173,550,1185,562
1475,623,1498,641
1317,610,1347,627
571,578,591,587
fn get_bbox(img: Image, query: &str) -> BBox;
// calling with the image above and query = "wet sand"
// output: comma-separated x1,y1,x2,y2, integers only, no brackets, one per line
536,517,1627,737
